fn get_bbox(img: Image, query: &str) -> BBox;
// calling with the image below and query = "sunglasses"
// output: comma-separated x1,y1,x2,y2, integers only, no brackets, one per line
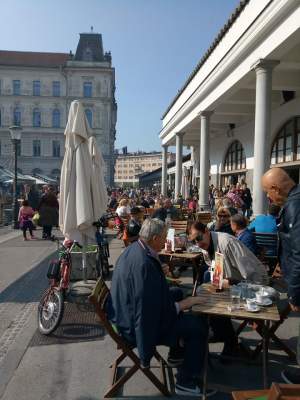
218,214,230,218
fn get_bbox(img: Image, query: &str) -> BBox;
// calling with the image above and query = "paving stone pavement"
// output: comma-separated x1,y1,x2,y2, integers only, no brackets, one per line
0,232,299,399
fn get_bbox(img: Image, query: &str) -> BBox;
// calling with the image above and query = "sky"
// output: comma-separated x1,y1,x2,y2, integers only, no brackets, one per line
0,0,239,152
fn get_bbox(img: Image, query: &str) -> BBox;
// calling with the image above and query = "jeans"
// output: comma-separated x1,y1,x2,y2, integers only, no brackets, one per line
170,313,208,380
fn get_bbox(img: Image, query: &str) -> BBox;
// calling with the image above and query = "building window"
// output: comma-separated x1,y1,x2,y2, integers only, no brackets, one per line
13,80,21,95
13,107,21,126
33,140,41,157
52,140,60,157
33,108,41,127
271,117,300,164
85,109,92,128
52,109,60,128
83,82,92,98
33,80,40,96
52,81,60,97
223,140,246,172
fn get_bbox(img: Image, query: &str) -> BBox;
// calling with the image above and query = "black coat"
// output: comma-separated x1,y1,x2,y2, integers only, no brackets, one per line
279,185,300,306
110,240,178,366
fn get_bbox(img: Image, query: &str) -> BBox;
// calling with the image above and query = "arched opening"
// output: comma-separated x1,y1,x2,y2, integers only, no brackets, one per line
221,140,246,186
271,117,300,183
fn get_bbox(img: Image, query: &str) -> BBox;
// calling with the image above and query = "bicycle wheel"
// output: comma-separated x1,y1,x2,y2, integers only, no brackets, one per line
37,288,64,335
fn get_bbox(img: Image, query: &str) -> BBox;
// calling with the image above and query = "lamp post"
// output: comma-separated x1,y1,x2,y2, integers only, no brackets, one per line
9,125,22,229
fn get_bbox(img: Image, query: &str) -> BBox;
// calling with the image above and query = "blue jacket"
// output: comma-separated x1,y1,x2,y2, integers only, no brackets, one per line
110,240,178,366
279,185,300,306
237,229,257,255
249,215,278,233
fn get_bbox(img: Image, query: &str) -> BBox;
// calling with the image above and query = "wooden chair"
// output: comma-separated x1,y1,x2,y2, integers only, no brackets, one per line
232,382,300,399
254,232,278,274
196,212,212,225
170,220,188,234
144,208,155,218
89,278,173,398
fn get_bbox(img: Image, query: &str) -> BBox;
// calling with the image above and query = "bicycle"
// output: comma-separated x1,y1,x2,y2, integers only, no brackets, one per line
37,239,78,335
93,212,115,279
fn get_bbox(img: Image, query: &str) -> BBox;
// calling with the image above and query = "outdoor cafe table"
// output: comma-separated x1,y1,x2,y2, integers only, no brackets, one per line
192,284,281,398
159,249,204,294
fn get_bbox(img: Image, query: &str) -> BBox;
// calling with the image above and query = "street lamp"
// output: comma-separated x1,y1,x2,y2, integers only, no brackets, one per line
9,125,22,229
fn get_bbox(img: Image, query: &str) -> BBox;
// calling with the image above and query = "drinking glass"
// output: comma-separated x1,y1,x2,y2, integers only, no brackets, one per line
230,285,241,310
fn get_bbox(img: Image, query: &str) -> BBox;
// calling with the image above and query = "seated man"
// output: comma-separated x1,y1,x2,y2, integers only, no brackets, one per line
230,214,257,255
189,221,267,359
110,218,215,397
249,203,281,233
152,198,179,222
189,221,268,285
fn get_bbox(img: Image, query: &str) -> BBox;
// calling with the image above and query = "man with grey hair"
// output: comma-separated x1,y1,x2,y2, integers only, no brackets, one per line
110,218,215,396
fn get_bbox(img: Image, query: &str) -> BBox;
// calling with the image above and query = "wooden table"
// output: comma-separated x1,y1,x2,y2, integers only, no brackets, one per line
159,250,204,294
192,284,280,399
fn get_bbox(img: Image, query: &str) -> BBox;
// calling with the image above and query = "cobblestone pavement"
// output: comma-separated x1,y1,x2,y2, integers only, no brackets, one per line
0,233,299,399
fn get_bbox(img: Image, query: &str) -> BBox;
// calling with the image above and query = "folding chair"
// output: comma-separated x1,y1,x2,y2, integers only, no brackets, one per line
89,278,174,398
170,220,188,234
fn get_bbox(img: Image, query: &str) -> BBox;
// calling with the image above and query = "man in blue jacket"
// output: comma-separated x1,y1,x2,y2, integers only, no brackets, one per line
110,218,215,397
230,214,257,255
262,168,300,384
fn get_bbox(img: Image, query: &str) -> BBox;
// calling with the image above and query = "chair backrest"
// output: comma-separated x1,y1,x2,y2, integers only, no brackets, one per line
268,382,300,399
89,278,121,342
196,212,212,225
170,220,188,234
254,232,278,258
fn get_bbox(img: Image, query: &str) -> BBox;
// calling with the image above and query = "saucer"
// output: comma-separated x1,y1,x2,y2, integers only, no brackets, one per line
244,304,260,313
255,298,272,306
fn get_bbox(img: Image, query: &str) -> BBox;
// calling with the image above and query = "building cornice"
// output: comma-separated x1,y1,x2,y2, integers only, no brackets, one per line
160,0,297,141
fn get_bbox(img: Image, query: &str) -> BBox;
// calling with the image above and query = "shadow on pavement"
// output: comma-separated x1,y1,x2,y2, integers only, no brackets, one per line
0,252,53,304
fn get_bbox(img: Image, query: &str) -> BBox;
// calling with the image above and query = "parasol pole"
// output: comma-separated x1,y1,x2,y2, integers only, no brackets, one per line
82,234,88,282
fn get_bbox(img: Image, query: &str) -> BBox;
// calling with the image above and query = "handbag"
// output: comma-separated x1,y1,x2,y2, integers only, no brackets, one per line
32,212,40,225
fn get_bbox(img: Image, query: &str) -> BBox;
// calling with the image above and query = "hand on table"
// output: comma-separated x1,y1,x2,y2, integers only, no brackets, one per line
178,296,202,312
161,263,170,276
289,303,300,312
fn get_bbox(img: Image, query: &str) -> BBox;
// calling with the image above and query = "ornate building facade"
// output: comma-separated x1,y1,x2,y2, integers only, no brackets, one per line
0,32,117,186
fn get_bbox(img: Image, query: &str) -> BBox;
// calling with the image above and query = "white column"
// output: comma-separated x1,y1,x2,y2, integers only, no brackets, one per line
199,111,213,210
252,59,279,215
175,132,184,199
161,145,168,196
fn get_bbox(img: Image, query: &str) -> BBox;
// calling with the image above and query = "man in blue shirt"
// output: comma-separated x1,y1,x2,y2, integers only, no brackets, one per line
249,204,281,233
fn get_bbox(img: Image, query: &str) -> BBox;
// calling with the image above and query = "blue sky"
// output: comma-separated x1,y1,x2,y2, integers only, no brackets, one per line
0,0,239,152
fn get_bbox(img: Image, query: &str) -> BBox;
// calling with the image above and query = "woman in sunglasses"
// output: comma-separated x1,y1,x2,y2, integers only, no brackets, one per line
209,207,234,235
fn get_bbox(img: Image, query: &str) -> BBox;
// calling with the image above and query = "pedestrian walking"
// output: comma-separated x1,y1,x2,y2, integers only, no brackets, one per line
38,186,59,239
18,200,35,241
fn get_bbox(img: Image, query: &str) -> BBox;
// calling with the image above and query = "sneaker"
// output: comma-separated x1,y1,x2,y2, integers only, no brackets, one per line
282,368,300,384
167,346,185,367
175,381,217,397
23,237,28,241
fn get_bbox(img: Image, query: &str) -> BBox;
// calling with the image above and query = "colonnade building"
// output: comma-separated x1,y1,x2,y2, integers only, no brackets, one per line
160,0,300,215
0,31,117,186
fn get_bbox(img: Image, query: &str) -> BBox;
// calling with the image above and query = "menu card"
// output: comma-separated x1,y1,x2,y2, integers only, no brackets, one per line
165,228,175,252
212,252,224,290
